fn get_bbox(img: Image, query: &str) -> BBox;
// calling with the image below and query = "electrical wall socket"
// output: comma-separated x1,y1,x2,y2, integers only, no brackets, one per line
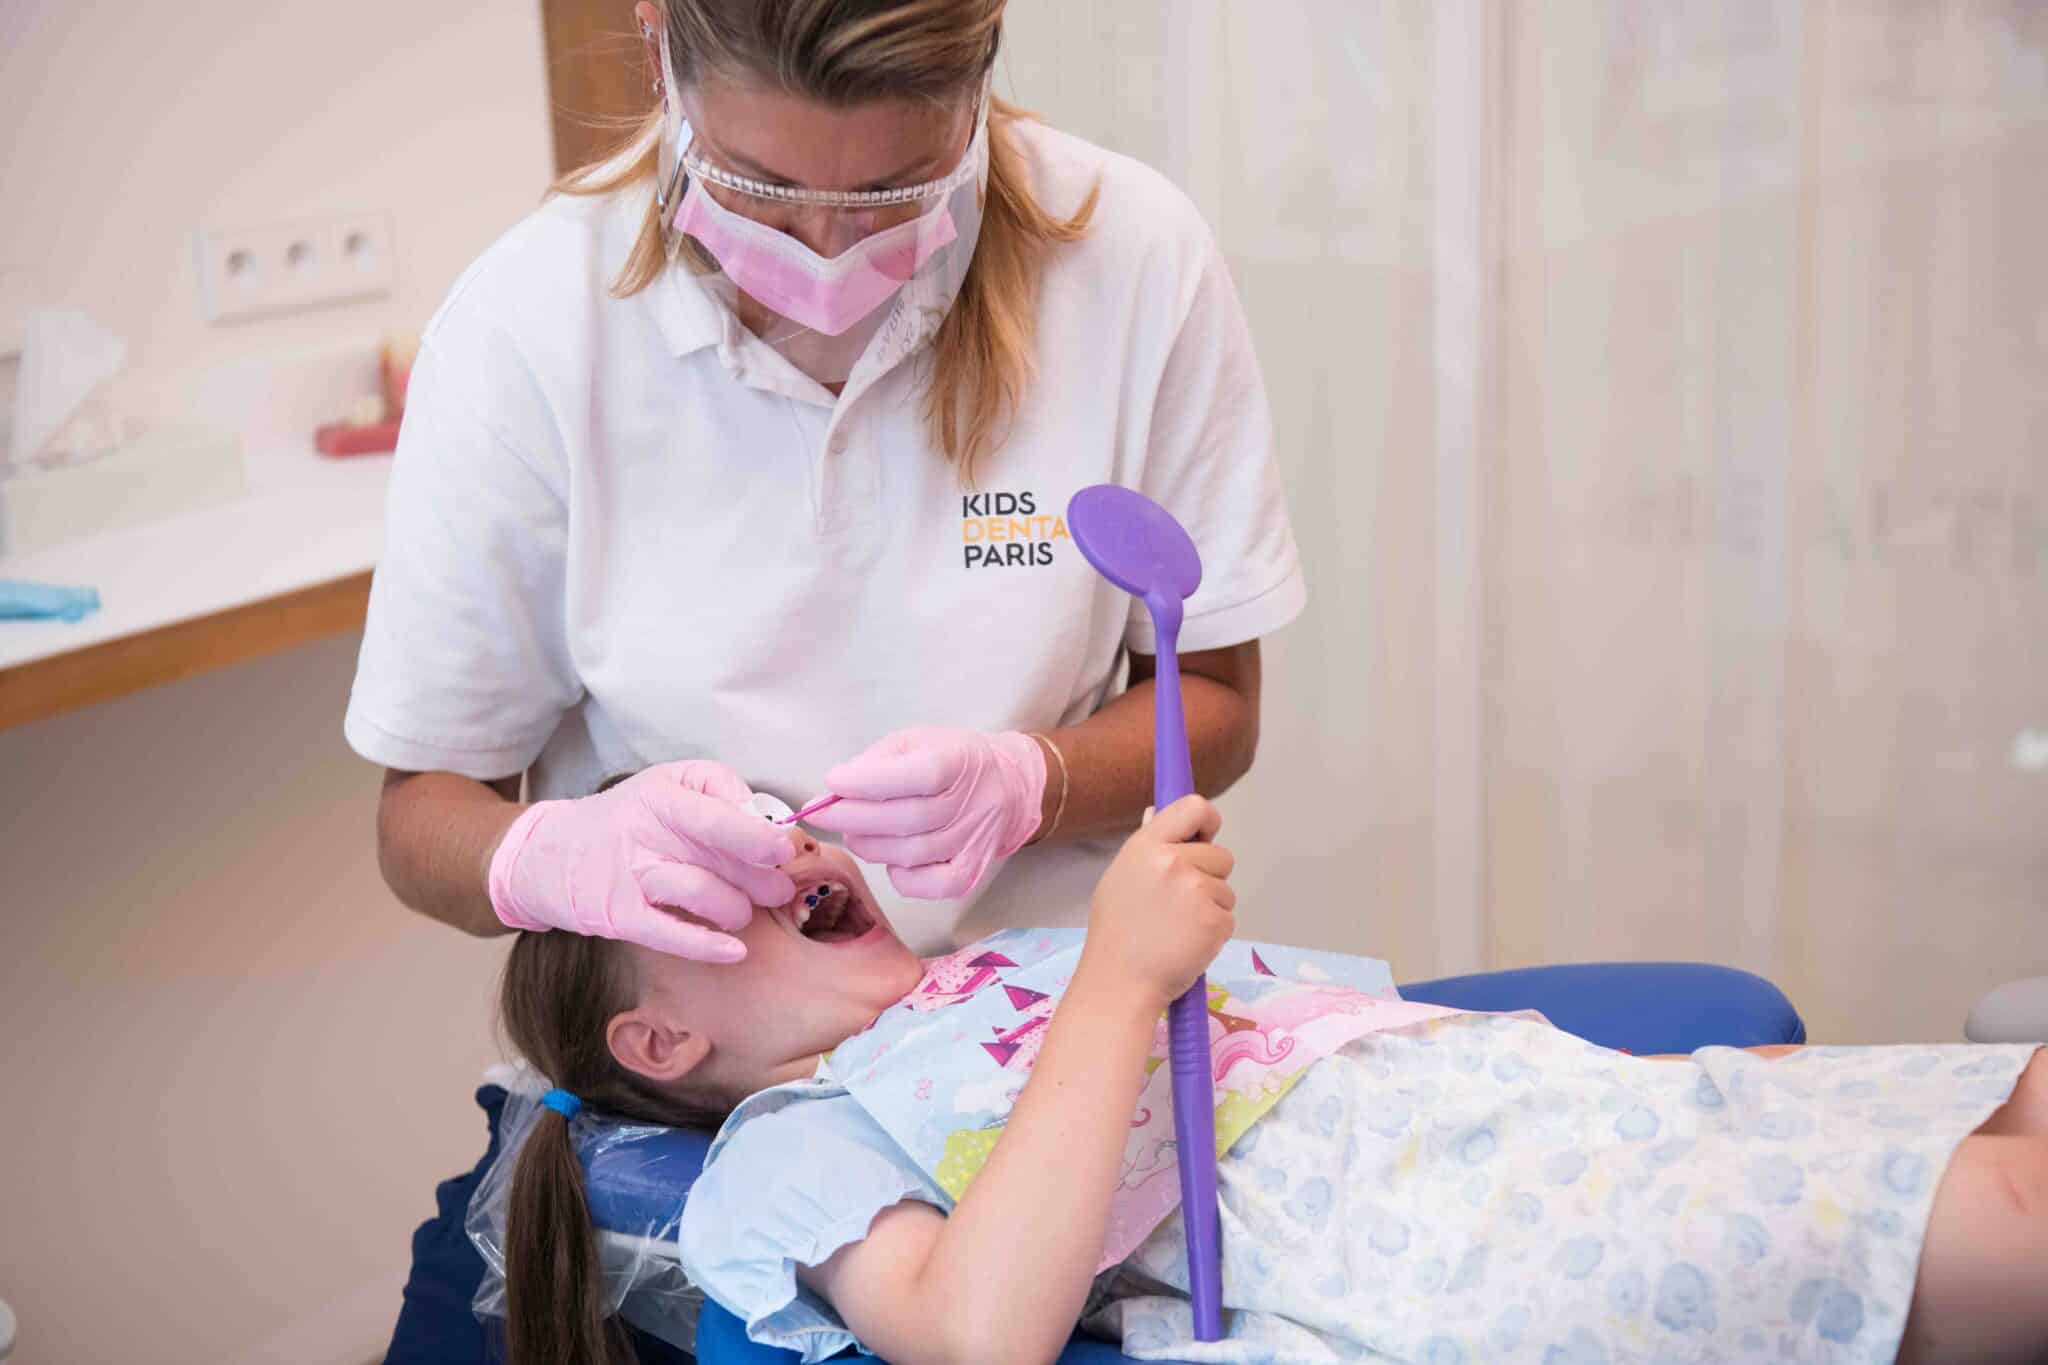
194,212,395,324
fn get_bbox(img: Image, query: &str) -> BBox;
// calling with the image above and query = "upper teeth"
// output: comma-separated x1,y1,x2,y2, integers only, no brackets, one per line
795,903,813,929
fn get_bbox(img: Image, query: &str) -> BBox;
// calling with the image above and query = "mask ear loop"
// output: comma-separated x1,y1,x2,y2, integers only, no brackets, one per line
650,24,692,260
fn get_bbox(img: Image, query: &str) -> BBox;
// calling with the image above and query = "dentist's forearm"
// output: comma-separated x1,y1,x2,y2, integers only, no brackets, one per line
374,768,525,936
1033,640,1260,842
920,965,1160,1364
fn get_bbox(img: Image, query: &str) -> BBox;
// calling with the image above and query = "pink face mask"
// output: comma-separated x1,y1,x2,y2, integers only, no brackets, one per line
674,182,960,337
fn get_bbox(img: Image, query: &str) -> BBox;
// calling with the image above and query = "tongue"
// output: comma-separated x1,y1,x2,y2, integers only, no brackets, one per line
806,896,867,943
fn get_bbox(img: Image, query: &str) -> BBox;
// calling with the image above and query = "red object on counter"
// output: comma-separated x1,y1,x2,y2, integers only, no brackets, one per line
381,338,417,416
315,418,402,457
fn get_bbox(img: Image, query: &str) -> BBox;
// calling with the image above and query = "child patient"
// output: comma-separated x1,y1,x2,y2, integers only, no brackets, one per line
492,792,2047,1365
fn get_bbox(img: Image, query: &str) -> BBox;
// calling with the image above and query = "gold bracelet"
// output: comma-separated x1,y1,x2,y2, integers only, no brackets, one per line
1029,731,1070,845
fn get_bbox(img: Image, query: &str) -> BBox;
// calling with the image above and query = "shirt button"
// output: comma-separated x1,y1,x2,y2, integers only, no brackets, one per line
828,433,848,455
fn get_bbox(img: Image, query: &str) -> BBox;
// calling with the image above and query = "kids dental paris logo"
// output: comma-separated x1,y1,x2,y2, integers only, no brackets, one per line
960,491,1069,569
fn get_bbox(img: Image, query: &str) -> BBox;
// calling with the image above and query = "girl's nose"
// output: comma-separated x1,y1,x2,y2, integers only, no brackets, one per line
795,833,819,854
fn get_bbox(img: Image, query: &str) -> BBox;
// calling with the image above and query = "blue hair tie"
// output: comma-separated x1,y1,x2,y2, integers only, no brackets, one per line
541,1088,582,1119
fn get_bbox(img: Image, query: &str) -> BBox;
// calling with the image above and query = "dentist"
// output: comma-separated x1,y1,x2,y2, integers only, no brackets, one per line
349,3,1303,1358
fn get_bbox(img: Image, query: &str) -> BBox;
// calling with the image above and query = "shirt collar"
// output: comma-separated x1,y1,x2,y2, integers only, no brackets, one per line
646,263,843,406
649,261,726,359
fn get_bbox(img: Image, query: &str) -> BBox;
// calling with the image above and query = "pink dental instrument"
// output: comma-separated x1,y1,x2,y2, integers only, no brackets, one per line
777,794,843,825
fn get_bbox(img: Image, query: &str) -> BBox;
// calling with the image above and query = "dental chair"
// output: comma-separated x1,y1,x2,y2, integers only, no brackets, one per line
565,961,1804,1365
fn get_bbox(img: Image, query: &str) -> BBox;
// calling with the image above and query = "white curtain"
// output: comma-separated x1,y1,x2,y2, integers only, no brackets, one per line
1001,1,2047,1043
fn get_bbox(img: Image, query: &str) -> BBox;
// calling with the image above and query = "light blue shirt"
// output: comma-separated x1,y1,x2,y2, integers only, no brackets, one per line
678,1079,948,1363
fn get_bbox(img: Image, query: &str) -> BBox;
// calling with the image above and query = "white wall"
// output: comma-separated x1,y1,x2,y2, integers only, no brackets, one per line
0,3,551,1362
0,0,552,418
0,635,510,1365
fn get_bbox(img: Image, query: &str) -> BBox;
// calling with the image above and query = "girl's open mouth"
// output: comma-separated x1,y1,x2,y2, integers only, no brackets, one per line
779,875,880,945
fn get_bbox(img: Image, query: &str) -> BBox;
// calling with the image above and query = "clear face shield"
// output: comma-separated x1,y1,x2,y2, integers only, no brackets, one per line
653,33,989,384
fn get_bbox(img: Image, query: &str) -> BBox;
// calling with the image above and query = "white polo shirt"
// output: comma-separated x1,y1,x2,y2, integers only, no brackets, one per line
346,120,1306,950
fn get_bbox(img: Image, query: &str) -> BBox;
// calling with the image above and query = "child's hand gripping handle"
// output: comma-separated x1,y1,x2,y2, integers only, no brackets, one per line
1147,593,1225,1342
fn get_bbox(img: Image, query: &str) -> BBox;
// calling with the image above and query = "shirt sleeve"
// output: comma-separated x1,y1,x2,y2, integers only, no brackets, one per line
343,313,580,780
678,1094,948,1365
1128,229,1308,655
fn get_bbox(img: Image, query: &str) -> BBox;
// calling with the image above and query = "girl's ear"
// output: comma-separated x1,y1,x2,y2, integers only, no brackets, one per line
607,1007,713,1083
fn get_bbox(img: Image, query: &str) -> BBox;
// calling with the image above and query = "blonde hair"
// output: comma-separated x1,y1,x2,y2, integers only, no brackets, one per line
556,0,1098,484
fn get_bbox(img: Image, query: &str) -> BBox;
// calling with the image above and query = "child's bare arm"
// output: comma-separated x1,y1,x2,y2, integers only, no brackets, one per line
803,973,1163,1365
799,797,1235,1365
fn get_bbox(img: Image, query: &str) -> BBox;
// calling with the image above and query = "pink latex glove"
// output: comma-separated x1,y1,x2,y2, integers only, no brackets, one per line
805,727,1047,899
487,760,796,962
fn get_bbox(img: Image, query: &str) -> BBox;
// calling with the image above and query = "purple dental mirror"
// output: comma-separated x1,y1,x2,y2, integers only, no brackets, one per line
1066,484,1223,1342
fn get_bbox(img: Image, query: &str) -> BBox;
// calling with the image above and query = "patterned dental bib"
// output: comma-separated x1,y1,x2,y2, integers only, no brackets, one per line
826,930,1467,1269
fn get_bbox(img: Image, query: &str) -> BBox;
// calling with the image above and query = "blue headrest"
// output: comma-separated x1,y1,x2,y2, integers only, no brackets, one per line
578,1124,716,1235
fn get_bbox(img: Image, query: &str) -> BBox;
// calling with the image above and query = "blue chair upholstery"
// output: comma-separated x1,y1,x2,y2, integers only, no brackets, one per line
1398,961,1804,1054
582,1124,715,1233
641,960,1803,1364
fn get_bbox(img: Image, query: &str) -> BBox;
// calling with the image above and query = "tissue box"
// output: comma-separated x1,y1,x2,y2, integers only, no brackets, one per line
0,423,246,556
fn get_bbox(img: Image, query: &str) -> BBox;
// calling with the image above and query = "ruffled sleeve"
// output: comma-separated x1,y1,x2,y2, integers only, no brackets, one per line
679,1091,949,1364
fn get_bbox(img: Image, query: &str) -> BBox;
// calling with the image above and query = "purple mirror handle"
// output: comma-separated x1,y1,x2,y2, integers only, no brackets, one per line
1146,592,1224,1341
1148,593,1196,807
